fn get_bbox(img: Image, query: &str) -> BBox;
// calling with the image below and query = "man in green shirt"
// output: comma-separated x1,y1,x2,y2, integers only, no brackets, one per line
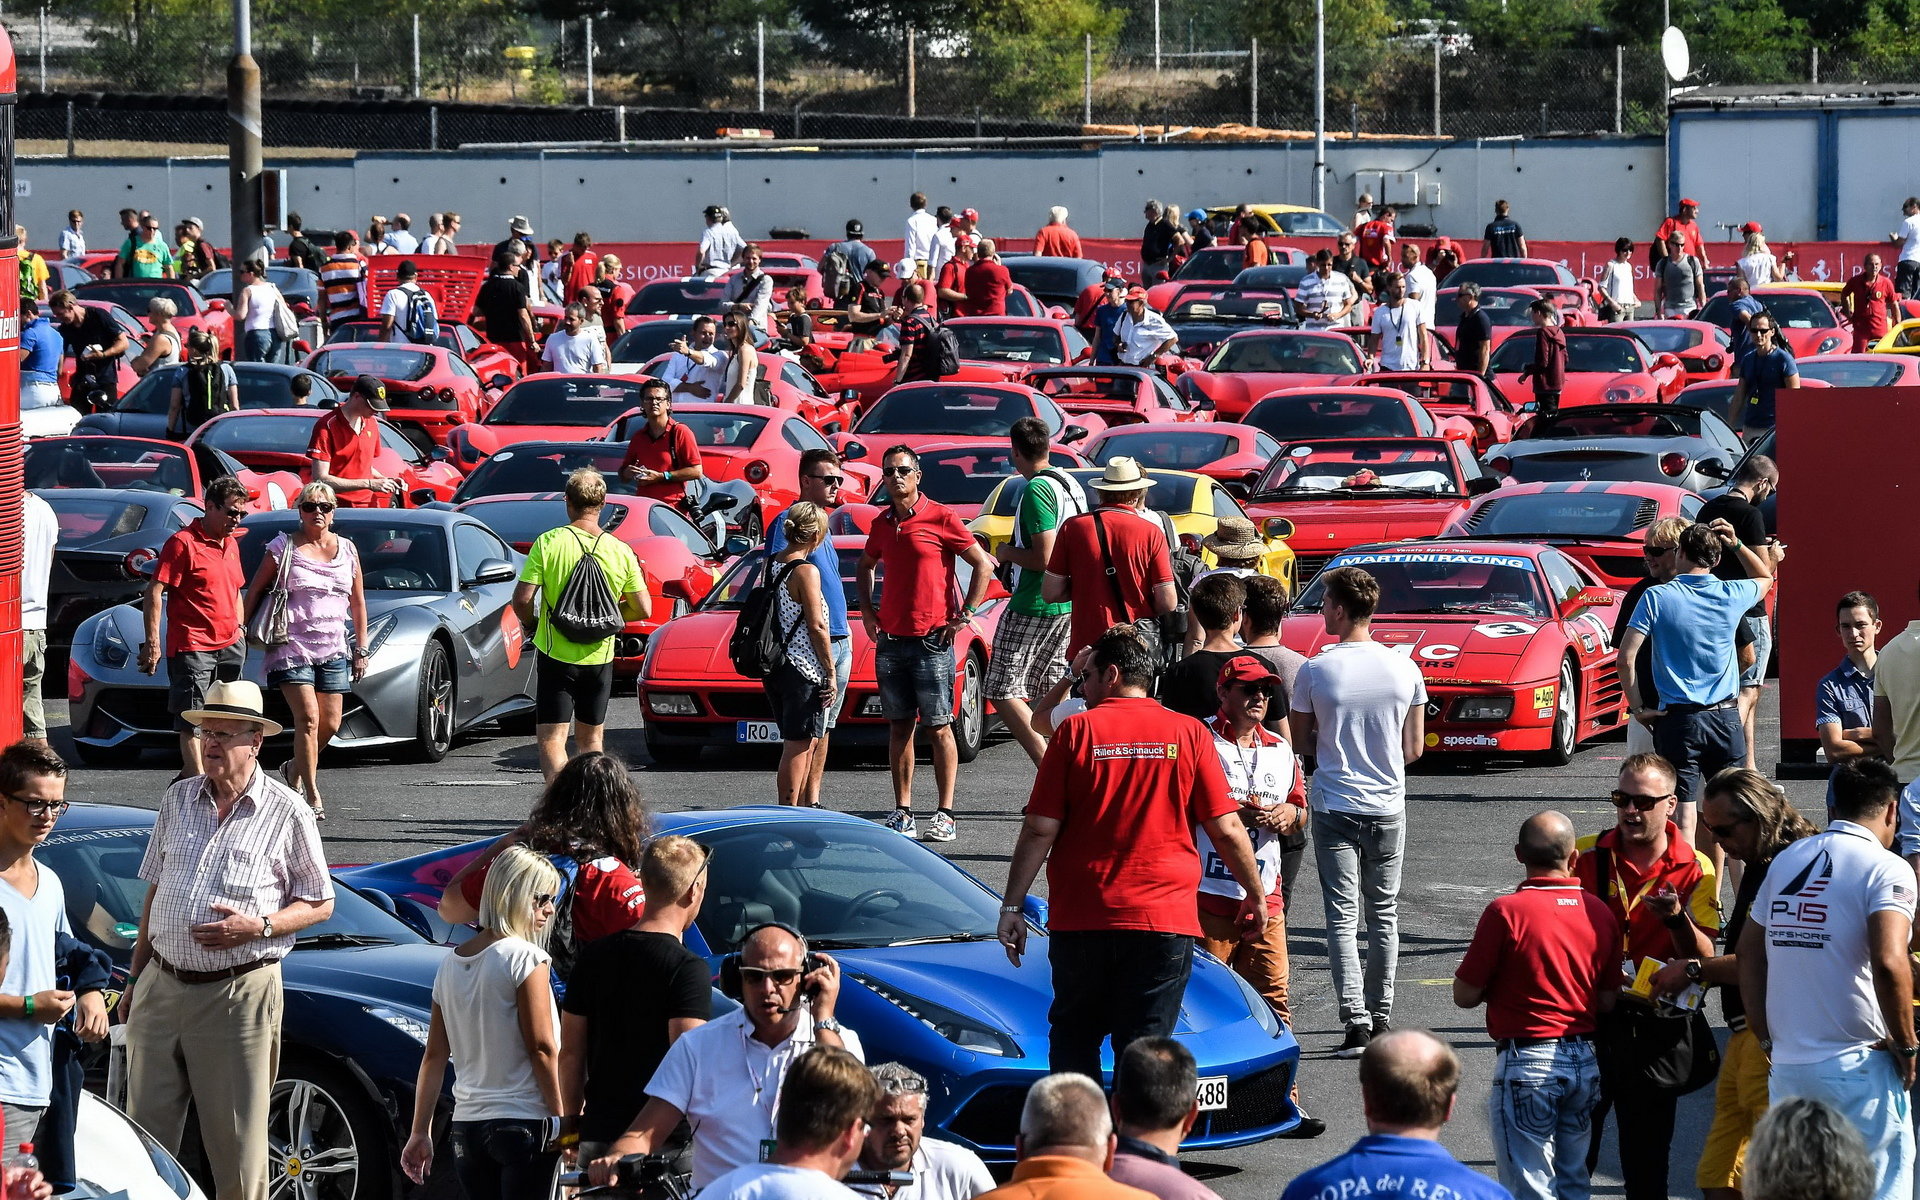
512,467,650,781
984,416,1086,765
120,214,176,279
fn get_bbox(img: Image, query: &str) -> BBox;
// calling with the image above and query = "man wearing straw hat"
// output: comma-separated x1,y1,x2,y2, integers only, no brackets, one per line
123,679,334,1200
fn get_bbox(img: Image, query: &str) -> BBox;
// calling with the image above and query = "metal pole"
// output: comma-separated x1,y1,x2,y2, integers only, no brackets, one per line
229,0,264,265
756,20,765,112
64,99,74,157
1351,100,1358,138
1154,0,1161,74
616,104,626,142
1084,33,1093,125
1313,0,1325,211
1432,40,1441,137
906,25,916,118
1811,45,1819,83
429,104,438,150
1249,38,1259,128
585,17,594,106
37,5,46,91
411,13,421,99
1615,44,1623,134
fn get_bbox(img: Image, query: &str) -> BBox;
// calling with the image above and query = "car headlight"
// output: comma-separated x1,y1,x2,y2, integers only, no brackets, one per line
365,1004,431,1043
92,619,131,670
1230,966,1282,1037
647,693,698,716
1604,383,1649,402
1454,696,1514,721
1817,336,1841,354
860,696,885,717
361,612,400,659
855,974,1022,1057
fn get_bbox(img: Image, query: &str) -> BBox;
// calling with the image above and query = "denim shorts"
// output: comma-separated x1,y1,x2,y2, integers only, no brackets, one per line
168,643,247,731
268,655,352,694
1740,612,1771,689
826,636,853,731
875,632,955,728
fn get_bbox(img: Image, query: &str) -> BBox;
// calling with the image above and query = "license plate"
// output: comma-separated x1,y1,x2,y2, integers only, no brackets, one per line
735,721,781,744
1195,1076,1229,1111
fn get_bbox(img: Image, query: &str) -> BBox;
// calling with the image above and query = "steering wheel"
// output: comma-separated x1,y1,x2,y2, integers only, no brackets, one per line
374,568,430,589
842,888,907,922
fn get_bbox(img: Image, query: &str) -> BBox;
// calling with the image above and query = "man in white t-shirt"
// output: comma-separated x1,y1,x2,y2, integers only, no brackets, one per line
903,193,939,278
1368,274,1427,372
588,924,866,1189
378,260,435,344
1741,756,1917,1200
1890,197,1920,300
1296,251,1358,330
848,1064,993,1200
1398,243,1438,337
693,1046,875,1200
658,316,730,400
541,304,609,375
22,492,56,745
697,206,746,281
1290,564,1427,1058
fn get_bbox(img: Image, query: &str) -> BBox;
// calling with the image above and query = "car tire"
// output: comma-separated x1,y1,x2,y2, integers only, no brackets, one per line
644,728,702,767
1537,659,1579,767
953,650,986,764
268,1055,393,1200
738,505,764,547
408,641,456,763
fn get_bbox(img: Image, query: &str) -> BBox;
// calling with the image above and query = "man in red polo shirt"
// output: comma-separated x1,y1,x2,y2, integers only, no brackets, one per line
1655,198,1710,268
857,444,995,843
1044,457,1177,659
308,375,402,508
137,475,250,777
999,626,1265,1080
618,378,705,504
1455,810,1621,1200
1574,752,1719,1200
960,239,1011,317
1841,253,1902,353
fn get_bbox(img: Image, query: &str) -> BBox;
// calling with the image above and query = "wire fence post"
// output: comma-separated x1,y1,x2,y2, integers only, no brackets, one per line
616,104,626,142
1540,101,1548,134
64,98,74,157
585,17,594,106
1249,38,1259,127
1432,40,1441,137
410,13,421,99
905,25,916,118
1811,45,1820,83
1083,33,1093,125
429,104,438,150
1614,44,1623,134
37,5,46,91
1154,0,1161,74
1350,100,1359,138
756,20,766,112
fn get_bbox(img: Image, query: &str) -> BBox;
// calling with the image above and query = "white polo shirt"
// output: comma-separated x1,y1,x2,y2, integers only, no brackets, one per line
846,1138,995,1200
645,1007,866,1188
659,348,731,401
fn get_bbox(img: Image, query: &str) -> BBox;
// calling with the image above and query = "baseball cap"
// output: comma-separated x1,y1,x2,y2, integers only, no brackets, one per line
1740,220,1763,234
183,216,204,230
354,374,391,411
1680,197,1700,208
961,208,979,222
846,219,864,236
396,259,418,279
1186,208,1206,221
1218,655,1281,691
1125,286,1148,301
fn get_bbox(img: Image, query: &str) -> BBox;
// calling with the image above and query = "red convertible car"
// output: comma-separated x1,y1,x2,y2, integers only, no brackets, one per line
1083,422,1281,495
1487,328,1686,409
458,492,723,673
637,536,1004,763
1281,539,1627,763
1243,436,1496,588
1444,480,1704,588
303,343,499,452
73,279,234,358
1026,365,1202,428
1176,329,1367,420
323,320,524,385
185,409,464,507
24,435,300,512
445,374,660,472
836,381,1097,458
1349,370,1526,453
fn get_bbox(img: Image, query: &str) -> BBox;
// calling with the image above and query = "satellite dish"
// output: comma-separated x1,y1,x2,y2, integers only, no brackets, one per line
1661,26,1690,83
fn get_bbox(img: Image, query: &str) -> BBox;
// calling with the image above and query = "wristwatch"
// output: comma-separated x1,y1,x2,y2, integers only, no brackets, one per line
1684,959,1704,983
260,914,275,939
1898,1044,1920,1060
816,1017,845,1034
999,904,1023,915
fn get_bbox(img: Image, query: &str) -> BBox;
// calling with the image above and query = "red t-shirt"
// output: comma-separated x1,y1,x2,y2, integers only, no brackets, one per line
1655,217,1705,260
1028,697,1236,935
1073,283,1107,332
460,853,645,945
862,497,973,638
307,409,385,508
153,518,245,654
1046,507,1175,657
1034,225,1083,259
935,259,969,317
619,419,701,503
1842,273,1900,339
1455,877,1622,1041
1356,220,1396,268
961,261,1012,317
1243,237,1271,269
565,251,600,303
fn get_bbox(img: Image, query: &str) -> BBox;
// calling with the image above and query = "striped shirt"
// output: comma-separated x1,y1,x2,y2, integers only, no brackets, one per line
137,769,333,973
1296,270,1356,328
321,251,367,328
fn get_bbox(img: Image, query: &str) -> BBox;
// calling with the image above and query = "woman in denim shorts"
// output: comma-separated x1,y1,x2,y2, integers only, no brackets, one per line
243,482,368,818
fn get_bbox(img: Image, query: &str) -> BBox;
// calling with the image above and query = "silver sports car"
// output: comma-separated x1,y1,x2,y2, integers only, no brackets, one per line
1484,402,1745,492
66,509,537,765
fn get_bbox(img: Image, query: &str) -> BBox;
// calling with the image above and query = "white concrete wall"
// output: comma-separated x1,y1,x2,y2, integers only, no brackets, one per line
1669,113,1821,241
15,137,1664,248
1834,114,1920,241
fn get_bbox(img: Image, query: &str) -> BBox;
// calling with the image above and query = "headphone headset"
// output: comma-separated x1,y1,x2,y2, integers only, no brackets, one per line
718,921,825,1002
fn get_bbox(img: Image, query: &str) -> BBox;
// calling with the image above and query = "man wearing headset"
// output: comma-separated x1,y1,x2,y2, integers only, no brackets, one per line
587,923,866,1189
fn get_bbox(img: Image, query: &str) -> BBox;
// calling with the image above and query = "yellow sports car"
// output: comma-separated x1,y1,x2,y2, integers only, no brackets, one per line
969,467,1296,593
1870,319,1920,355
1204,204,1348,238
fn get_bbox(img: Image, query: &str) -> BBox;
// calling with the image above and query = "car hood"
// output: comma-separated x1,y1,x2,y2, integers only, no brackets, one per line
282,940,443,1014
647,611,745,676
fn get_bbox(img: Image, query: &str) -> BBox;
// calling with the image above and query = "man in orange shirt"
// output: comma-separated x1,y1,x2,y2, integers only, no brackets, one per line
1034,207,1082,259
974,1073,1154,1200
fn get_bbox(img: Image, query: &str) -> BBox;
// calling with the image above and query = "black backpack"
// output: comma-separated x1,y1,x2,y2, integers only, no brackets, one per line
819,245,854,302
180,360,235,432
546,530,624,643
728,561,802,679
929,321,962,377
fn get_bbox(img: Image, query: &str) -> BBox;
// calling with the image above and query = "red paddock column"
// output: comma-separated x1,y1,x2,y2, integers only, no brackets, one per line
0,32,20,748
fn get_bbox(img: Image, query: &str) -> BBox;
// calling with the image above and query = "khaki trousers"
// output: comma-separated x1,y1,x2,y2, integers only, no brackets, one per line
1198,907,1291,1027
127,962,282,1200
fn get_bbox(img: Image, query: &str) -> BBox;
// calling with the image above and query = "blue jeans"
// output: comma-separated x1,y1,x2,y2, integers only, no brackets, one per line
1489,1039,1601,1200
241,328,274,362
1894,777,1920,859
1771,1048,1913,1200
450,1118,556,1200
826,636,853,731
874,632,955,728
1311,808,1405,1029
1651,703,1744,809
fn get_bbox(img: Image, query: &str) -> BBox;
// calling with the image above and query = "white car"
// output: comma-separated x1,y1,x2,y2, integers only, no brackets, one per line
70,1087,208,1199
20,402,81,439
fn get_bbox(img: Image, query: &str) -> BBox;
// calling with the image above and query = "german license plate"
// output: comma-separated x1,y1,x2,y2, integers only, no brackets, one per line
1195,1076,1229,1111
735,721,781,744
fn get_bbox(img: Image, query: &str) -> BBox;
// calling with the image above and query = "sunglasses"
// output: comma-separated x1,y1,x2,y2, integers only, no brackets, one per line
218,507,248,520
299,502,335,514
880,465,917,477
738,966,804,986
1705,815,1749,839
1232,681,1278,698
3,793,68,818
1644,543,1676,556
1610,789,1674,811
808,473,845,486
533,893,557,908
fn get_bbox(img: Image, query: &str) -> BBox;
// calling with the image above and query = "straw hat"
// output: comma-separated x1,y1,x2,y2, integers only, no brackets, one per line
1091,457,1154,493
181,679,284,737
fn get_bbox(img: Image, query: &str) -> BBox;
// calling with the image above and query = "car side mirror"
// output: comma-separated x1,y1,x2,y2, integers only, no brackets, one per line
723,534,755,558
1654,352,1682,370
841,440,868,461
1021,894,1049,927
1695,457,1730,481
468,558,516,587
488,374,512,389
408,488,435,506
1261,516,1294,540
1467,476,1501,496
205,298,229,312
1059,425,1089,444
1562,585,1616,615
661,579,693,602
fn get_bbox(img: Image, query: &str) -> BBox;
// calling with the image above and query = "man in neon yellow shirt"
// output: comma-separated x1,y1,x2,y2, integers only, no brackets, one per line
513,467,649,781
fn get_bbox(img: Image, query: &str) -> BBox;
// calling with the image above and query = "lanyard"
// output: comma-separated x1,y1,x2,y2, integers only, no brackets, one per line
740,1014,813,1119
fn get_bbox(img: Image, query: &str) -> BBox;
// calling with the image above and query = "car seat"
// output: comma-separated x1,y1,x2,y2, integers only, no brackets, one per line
148,455,193,496
923,461,970,501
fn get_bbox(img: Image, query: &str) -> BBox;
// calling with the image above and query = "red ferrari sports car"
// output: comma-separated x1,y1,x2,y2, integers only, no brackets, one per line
1243,436,1496,588
24,434,300,512
1488,328,1686,408
637,535,1004,763
1349,370,1526,453
1614,321,1734,385
1698,286,1848,359
1026,365,1203,428
303,343,500,452
943,317,1094,381
1793,353,1920,389
835,381,1098,458
1176,329,1367,420
73,279,235,358
445,374,660,472
1082,422,1281,495
185,408,464,507
1144,247,1250,312
1443,258,1581,290
458,492,723,673
323,320,524,385
1432,288,1544,350
1241,387,1476,448
631,351,859,435
1443,479,1703,587
619,279,734,327
1281,539,1626,762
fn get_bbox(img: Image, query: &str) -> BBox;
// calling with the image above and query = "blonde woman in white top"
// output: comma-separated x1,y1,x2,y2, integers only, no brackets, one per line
1737,226,1784,288
403,845,563,1200
764,501,836,805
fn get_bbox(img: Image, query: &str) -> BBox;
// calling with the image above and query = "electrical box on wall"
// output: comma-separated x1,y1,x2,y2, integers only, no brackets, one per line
1424,182,1442,206
1354,172,1384,203
1384,172,1421,206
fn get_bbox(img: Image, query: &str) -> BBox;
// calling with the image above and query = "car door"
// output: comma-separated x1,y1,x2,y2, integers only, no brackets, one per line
449,518,528,718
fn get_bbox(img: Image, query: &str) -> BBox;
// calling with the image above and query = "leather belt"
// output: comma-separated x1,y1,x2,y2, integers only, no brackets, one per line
1665,697,1738,715
1496,1032,1593,1053
153,952,278,986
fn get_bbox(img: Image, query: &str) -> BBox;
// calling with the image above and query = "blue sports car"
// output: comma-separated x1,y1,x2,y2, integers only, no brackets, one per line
338,805,1305,1158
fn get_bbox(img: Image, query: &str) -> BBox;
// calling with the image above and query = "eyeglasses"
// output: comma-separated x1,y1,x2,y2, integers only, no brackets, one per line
1705,815,1749,840
880,465,917,477
1610,789,1674,811
3,793,68,818
299,502,335,514
738,966,803,987
808,473,845,486
198,728,257,743
876,1074,929,1096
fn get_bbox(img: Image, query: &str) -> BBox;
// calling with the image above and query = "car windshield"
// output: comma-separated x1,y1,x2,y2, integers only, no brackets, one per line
46,495,152,543
308,348,436,382
325,324,464,354
610,323,695,363
39,822,426,957
1530,408,1705,439
632,281,730,315
1091,431,1238,471
454,447,634,502
1231,266,1309,290
1247,395,1419,440
1274,211,1347,236
490,378,648,426
77,282,192,313
1169,293,1292,322
1700,292,1836,330
703,546,868,612
1448,262,1562,287
694,820,1001,951
117,366,328,415
197,414,323,454
949,324,1064,365
984,471,1197,518
463,499,629,546
1206,334,1360,375
677,411,770,447
1003,262,1089,301
239,519,451,590
1490,333,1644,374
1296,549,1548,618
858,388,1036,436
1467,492,1660,538
1800,360,1902,388
1257,444,1461,495
1622,326,1705,354
1175,248,1244,281
200,267,308,296
25,440,192,493
1435,290,1536,327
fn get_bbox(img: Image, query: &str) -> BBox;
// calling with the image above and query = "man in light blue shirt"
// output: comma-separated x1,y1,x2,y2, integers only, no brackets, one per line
1617,519,1774,849
18,301,64,412
767,447,851,808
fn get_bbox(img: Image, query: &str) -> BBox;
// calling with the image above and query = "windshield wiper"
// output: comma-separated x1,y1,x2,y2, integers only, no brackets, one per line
296,933,397,948
1422,602,1543,616
887,932,1001,947
799,937,878,950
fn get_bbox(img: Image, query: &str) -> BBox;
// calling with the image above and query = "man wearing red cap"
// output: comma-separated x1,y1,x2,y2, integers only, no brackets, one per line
1842,253,1902,353
1112,289,1177,369
1654,199,1709,269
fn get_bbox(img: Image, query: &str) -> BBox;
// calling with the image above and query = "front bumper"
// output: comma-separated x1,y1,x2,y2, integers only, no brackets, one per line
1419,681,1559,753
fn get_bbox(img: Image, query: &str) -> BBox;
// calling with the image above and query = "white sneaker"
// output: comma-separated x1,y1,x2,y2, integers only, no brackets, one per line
925,810,956,842
882,808,918,839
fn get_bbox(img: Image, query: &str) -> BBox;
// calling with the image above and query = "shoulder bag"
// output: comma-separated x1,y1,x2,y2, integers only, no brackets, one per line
1586,844,1721,1095
248,536,298,649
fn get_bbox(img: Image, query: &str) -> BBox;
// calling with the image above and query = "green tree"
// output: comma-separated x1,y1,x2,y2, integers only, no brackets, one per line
529,0,779,98
949,0,1122,116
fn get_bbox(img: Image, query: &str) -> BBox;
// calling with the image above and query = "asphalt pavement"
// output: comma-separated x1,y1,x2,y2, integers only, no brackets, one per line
49,690,1825,1200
